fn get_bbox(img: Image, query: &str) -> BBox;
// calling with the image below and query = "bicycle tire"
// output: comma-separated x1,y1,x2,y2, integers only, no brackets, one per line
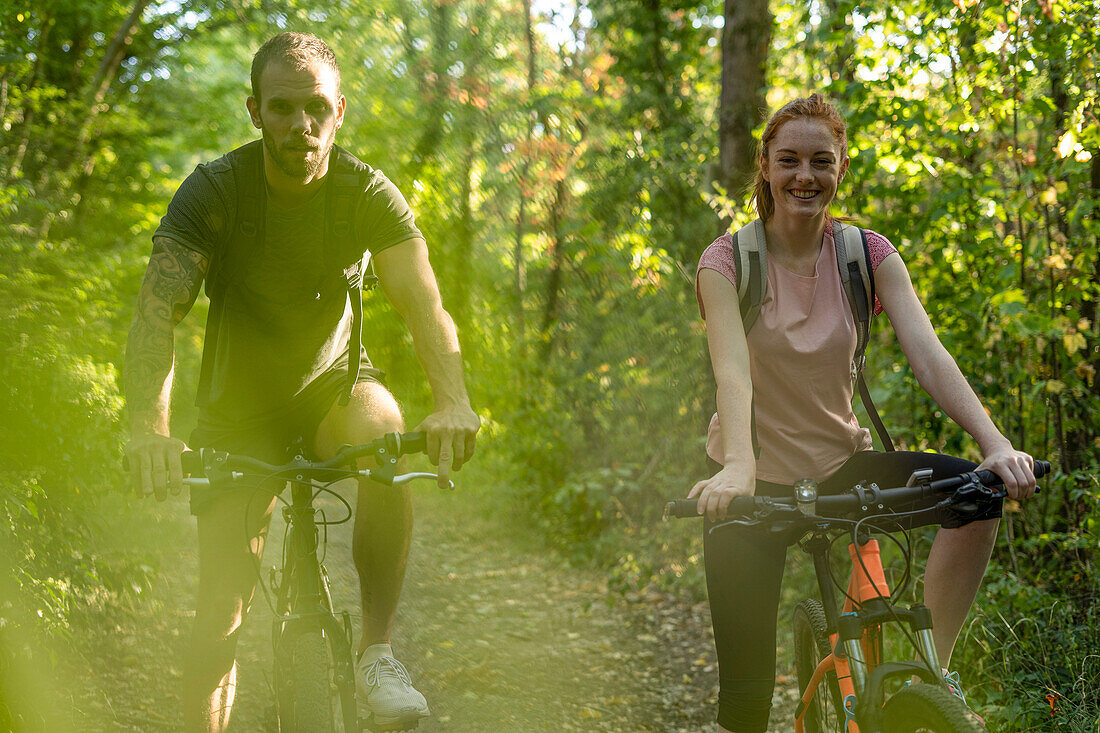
794,599,844,733
278,629,339,733
879,684,984,732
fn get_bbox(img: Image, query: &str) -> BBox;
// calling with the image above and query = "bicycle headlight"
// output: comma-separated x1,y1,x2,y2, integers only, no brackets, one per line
794,478,818,516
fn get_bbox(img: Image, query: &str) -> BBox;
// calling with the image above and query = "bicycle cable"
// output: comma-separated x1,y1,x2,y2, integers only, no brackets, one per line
848,506,948,682
223,466,301,617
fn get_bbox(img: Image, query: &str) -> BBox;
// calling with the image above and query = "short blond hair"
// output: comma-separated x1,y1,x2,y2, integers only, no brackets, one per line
251,32,340,102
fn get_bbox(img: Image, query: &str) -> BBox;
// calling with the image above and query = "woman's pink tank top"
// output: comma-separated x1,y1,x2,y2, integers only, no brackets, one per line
696,227,896,484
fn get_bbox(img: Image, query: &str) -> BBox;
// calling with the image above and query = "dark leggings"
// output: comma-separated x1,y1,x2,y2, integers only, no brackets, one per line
705,450,1000,733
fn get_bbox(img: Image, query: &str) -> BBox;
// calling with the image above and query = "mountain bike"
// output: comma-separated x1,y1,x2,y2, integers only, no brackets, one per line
179,431,446,733
666,461,1050,733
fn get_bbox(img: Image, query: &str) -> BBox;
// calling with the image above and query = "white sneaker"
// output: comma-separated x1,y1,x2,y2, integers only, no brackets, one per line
356,646,430,730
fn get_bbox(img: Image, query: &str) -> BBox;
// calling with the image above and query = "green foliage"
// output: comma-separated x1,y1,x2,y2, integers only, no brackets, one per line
966,576,1100,730
0,0,1096,724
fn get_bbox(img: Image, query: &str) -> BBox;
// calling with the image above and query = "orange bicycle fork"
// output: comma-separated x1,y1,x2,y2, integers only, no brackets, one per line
794,536,943,733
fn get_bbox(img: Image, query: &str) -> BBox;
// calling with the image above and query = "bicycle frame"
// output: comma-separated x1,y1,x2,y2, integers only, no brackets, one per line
665,461,1049,733
795,530,942,733
177,431,440,732
271,479,358,730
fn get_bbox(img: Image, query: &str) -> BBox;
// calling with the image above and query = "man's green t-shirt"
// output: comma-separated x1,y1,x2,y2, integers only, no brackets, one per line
154,144,422,430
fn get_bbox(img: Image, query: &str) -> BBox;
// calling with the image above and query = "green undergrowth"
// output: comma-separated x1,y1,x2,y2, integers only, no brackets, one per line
508,452,1100,730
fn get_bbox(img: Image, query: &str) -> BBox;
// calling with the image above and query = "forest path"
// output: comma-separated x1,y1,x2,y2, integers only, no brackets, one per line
66,481,799,731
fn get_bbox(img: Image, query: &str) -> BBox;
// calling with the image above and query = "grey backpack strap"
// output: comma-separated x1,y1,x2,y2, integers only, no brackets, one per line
733,219,768,333
732,218,768,458
833,221,894,451
833,221,872,373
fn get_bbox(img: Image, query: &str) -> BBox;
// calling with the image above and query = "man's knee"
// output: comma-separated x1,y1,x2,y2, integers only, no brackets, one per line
315,381,404,457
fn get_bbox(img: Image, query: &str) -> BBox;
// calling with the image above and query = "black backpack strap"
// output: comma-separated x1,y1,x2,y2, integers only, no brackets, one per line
858,372,894,452
196,141,266,405
833,221,894,451
340,259,365,406
328,146,374,406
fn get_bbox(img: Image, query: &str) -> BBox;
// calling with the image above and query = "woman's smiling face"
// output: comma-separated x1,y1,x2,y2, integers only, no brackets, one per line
762,116,849,223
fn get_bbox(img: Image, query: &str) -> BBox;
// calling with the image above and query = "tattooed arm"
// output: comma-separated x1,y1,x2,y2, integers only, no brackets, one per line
124,236,208,500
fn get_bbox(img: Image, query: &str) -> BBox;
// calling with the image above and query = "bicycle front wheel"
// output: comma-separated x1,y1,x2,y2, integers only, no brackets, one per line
278,628,339,733
879,684,984,733
793,599,844,733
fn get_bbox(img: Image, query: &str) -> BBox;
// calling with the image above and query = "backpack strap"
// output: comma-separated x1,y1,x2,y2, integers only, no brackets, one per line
832,221,894,451
731,219,768,458
328,146,376,405
196,140,266,405
732,219,768,333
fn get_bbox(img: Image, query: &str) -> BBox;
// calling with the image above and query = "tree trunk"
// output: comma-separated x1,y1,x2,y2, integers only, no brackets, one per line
540,176,569,362
0,76,10,128
65,0,152,179
514,0,537,365
717,0,771,204
647,0,669,118
403,0,451,184
8,14,52,179
451,5,486,324
823,0,856,90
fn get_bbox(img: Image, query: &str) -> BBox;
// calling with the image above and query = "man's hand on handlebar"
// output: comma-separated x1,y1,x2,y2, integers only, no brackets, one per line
976,443,1037,500
688,464,756,522
414,404,480,489
125,433,188,501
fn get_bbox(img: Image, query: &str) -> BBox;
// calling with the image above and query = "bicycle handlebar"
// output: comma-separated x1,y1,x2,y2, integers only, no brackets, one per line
160,431,444,489
182,470,452,489
665,460,1051,520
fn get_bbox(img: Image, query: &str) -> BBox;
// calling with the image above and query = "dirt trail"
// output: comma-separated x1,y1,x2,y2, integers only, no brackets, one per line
66,483,798,731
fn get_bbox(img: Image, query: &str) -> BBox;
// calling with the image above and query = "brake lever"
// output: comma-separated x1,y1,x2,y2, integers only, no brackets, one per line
708,518,765,534
360,470,455,489
707,503,799,534
394,472,455,489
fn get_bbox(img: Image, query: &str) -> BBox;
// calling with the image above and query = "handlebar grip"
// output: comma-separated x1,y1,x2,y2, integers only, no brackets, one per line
122,450,202,475
974,460,1051,487
666,499,701,518
180,450,204,475
665,496,766,519
395,431,427,456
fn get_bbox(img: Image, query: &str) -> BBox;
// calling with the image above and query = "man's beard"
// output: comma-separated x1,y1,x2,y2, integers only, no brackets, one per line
261,126,334,181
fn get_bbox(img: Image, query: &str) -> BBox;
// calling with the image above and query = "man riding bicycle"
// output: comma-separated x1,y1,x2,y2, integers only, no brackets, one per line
123,32,480,733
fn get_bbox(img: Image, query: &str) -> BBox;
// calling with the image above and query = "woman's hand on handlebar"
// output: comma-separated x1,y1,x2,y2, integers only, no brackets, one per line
688,464,756,522
976,443,1037,500
125,432,188,501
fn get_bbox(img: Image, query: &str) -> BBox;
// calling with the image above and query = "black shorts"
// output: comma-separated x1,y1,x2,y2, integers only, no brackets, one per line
756,450,1003,530
187,364,385,515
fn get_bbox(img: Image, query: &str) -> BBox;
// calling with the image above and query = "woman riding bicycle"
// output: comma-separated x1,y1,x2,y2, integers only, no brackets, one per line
689,94,1036,733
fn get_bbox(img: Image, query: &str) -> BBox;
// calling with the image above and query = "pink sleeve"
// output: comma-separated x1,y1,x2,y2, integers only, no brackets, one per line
865,229,897,316
696,233,738,320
